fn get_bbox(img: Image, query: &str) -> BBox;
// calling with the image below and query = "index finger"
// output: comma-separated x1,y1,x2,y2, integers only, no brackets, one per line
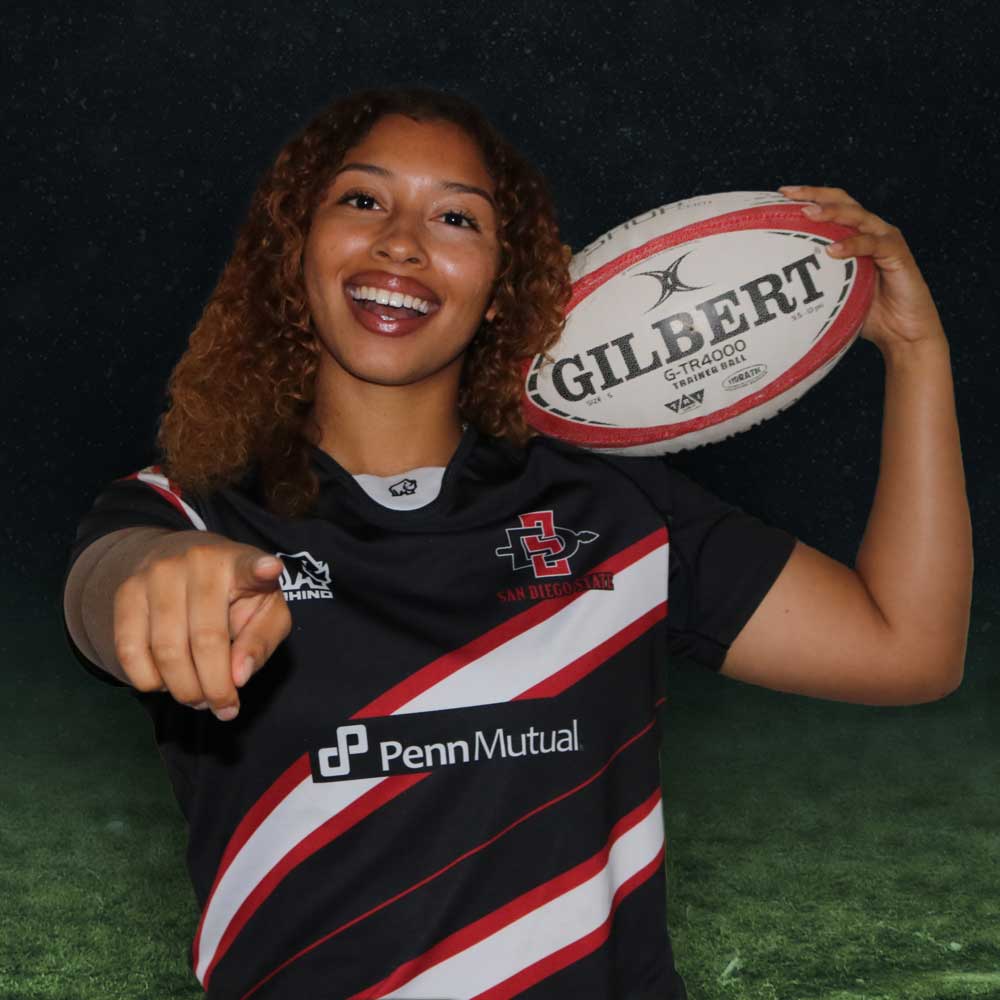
186,549,241,720
778,185,861,206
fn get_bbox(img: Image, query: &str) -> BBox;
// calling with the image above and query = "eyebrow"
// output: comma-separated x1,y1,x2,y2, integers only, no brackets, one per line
333,162,497,211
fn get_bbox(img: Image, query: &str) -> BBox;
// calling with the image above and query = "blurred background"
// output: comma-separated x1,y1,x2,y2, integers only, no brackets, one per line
4,2,998,997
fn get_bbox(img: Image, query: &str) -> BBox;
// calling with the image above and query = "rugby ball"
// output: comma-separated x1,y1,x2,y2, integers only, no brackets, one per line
521,191,876,454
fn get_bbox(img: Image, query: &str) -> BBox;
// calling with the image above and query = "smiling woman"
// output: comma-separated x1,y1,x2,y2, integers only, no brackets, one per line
154,89,571,510
303,114,506,471
61,85,971,1000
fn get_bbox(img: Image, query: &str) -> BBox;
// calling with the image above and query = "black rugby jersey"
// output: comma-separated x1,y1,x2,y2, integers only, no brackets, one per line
64,427,796,1000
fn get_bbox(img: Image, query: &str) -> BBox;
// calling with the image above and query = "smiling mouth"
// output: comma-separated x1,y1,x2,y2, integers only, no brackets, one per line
345,284,440,321
343,285,440,337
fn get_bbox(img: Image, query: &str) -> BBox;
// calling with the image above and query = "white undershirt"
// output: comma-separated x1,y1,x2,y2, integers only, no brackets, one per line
352,466,446,511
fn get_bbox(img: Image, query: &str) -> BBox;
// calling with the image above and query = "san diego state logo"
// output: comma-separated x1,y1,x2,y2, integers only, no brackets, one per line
275,551,334,601
495,511,599,579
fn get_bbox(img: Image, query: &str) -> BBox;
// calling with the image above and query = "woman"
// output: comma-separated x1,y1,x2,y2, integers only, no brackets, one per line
62,87,972,999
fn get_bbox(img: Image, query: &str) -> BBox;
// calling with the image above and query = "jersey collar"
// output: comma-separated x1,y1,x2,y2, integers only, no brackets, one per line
307,423,481,529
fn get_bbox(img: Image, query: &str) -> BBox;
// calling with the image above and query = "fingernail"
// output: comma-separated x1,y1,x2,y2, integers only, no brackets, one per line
193,701,210,711
801,203,822,216
255,556,281,573
215,705,239,722
826,242,842,255
235,656,255,687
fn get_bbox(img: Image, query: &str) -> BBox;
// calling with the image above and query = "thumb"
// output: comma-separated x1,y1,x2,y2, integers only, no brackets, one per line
235,551,286,593
230,590,292,688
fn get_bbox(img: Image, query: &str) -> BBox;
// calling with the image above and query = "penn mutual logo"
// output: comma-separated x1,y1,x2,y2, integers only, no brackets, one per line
316,724,368,777
313,719,582,781
276,550,334,602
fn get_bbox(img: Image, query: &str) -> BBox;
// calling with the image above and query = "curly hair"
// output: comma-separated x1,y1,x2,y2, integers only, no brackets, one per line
157,87,572,517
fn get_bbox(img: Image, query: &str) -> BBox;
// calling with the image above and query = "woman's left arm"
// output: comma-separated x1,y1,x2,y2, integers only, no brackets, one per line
719,185,973,705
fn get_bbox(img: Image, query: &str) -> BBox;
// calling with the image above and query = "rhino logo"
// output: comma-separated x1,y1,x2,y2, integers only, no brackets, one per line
275,551,333,600
389,478,418,497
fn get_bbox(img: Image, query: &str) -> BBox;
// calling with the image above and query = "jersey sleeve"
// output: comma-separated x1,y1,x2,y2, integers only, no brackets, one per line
62,467,209,685
595,452,797,672
662,465,797,671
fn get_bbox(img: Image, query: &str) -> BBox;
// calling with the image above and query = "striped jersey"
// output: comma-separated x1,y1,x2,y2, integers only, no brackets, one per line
64,427,796,999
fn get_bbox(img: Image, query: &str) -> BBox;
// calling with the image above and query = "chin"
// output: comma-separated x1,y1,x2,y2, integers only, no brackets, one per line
329,343,468,391
353,367,434,389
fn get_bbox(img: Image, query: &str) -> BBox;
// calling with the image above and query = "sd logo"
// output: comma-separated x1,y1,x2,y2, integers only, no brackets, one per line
495,511,598,579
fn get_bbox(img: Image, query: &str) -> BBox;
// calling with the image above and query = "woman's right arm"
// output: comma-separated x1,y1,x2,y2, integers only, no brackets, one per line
64,527,292,721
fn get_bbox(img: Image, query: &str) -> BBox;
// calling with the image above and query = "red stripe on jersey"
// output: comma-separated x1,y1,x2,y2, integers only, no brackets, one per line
353,790,662,1000
239,717,661,1000
191,755,311,973
514,600,667,700
127,475,191,522
198,527,669,987
356,527,668,718
471,849,665,1000
121,466,204,527
200,771,427,988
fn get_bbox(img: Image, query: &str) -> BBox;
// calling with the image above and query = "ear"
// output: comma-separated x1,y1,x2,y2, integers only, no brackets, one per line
485,297,499,324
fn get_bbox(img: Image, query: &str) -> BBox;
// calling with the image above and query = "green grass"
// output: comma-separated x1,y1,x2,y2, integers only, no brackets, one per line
0,614,202,1000
2,610,998,999
661,652,1000,999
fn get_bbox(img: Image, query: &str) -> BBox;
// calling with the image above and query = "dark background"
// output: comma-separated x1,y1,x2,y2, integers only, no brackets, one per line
6,1,998,615
4,2,998,995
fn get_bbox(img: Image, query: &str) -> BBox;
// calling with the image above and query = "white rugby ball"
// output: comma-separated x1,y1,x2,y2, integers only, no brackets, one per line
521,191,876,454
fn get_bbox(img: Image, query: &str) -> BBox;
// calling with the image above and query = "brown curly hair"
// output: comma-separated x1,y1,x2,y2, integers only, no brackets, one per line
157,87,572,517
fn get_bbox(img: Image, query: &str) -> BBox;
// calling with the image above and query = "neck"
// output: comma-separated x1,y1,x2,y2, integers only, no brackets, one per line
311,357,466,476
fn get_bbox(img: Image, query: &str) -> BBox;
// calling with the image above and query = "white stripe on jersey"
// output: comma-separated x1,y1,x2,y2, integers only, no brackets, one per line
371,794,665,999
194,531,669,988
194,776,383,982
135,468,207,530
395,542,667,713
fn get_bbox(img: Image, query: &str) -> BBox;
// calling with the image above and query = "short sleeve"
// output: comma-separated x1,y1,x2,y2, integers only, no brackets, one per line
62,467,209,684
67,467,208,567
594,453,796,672
662,466,796,671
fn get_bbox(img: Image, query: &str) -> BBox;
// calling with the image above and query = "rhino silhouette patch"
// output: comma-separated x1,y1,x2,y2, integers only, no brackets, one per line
389,478,418,497
276,551,333,600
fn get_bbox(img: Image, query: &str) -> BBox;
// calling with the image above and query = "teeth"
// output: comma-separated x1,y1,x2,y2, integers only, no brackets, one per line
348,285,433,314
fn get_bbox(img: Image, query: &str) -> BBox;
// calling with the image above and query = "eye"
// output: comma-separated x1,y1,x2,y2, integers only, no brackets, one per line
440,208,480,231
338,189,382,211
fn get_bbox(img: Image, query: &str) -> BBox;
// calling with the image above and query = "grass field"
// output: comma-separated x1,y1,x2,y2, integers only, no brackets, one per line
2,606,998,1000
660,646,1000,999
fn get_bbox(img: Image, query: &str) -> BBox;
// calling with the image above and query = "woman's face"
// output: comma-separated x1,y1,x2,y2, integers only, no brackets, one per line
304,113,501,391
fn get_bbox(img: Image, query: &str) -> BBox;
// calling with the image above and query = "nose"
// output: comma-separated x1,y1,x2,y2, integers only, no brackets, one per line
371,209,426,267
